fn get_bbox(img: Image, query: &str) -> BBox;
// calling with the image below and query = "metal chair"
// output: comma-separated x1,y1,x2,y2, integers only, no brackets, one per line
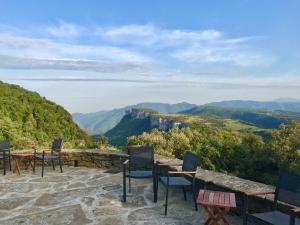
244,170,300,225
34,138,63,177
123,146,156,202
0,140,11,175
156,151,199,215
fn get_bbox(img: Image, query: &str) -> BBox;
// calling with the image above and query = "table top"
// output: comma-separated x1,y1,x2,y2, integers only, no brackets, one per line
11,152,34,157
197,189,236,208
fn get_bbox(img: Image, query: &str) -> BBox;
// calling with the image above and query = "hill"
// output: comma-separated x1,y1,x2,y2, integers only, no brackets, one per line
72,102,196,133
105,113,151,146
181,106,300,129
206,100,300,112
0,81,89,149
105,108,262,146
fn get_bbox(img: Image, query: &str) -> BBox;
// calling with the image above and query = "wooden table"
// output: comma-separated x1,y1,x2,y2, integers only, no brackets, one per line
11,153,34,175
197,189,236,225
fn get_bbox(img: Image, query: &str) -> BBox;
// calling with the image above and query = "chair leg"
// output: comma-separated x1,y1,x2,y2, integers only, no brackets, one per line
128,177,131,193
192,186,198,211
33,157,36,174
165,183,169,216
3,152,6,176
9,154,11,171
123,163,127,202
153,175,157,202
182,187,187,200
123,175,126,202
59,158,63,173
41,158,44,177
52,160,55,170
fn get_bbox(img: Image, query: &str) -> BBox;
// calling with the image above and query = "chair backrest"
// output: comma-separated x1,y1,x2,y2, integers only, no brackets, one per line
51,139,63,152
0,141,10,152
182,151,199,172
127,146,154,170
275,170,300,207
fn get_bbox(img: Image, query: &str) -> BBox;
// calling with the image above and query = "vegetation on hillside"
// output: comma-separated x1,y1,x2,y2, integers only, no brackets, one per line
206,99,300,112
128,121,300,184
105,114,151,146
0,81,90,149
181,106,300,129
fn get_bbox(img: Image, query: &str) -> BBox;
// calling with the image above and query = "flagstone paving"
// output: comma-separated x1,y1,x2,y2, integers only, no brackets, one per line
0,167,245,225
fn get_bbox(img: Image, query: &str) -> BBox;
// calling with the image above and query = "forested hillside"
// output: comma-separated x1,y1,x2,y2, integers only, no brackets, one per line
0,81,89,149
206,99,300,112
129,122,300,184
105,114,151,146
181,106,300,129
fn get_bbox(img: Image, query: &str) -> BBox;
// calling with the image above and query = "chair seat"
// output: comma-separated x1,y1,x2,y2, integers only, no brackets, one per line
127,170,153,178
160,176,192,186
249,210,300,225
35,155,59,160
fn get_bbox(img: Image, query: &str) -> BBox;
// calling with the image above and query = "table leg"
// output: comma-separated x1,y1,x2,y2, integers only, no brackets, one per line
25,157,34,170
13,158,21,175
212,207,230,225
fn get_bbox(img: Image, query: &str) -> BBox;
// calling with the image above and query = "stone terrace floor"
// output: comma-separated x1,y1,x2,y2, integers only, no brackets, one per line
0,167,245,225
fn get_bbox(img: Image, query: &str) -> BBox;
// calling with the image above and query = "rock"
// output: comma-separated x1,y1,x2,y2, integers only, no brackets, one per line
0,197,34,210
35,187,98,206
0,204,91,225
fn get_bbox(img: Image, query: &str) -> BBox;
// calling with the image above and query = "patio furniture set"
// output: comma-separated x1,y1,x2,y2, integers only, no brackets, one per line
0,139,64,177
123,146,300,225
1,140,300,224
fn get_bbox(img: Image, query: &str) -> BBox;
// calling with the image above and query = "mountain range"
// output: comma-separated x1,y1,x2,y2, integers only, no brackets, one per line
72,99,300,133
72,102,196,133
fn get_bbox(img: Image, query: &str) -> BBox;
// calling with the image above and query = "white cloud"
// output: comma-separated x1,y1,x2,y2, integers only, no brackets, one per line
0,34,151,63
99,24,222,47
0,22,274,75
97,24,271,66
46,21,82,37
171,44,273,66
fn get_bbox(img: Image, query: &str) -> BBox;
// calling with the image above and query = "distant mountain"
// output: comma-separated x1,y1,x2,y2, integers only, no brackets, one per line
72,102,196,133
0,81,88,149
181,105,300,129
105,113,152,146
273,98,300,103
205,100,300,112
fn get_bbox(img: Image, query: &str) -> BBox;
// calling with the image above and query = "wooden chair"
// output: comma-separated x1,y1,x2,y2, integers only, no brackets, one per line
244,170,300,225
0,140,11,175
156,151,199,215
123,146,156,202
34,138,63,177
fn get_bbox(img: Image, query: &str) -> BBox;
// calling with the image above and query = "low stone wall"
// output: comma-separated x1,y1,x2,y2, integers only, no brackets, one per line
60,149,128,171
8,149,128,172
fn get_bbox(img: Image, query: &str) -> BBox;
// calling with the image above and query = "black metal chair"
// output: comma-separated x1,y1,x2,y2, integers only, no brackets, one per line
123,146,156,202
156,151,199,215
0,140,11,175
34,138,63,177
244,170,300,225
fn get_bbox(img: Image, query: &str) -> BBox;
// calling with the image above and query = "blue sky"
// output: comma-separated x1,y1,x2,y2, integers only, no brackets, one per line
0,0,299,112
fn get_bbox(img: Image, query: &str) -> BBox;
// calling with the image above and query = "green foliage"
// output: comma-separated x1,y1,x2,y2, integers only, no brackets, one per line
129,122,300,184
0,81,89,149
105,115,151,146
181,105,300,129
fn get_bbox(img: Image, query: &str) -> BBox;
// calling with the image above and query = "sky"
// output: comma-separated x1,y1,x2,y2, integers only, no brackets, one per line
0,0,299,113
